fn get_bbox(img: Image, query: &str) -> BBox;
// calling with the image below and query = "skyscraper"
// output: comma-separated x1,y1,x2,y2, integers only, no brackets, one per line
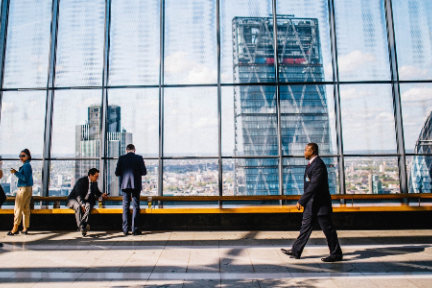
75,104,132,196
232,15,336,195
408,110,432,193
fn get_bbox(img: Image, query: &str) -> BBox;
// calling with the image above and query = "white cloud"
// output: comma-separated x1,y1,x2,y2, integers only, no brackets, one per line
1,102,17,113
401,86,432,104
340,87,375,100
165,51,217,84
338,50,376,74
399,65,431,80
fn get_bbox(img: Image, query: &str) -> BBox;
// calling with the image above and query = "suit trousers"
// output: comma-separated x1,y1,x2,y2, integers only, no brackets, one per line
291,213,342,258
122,189,140,233
67,199,92,229
14,186,32,228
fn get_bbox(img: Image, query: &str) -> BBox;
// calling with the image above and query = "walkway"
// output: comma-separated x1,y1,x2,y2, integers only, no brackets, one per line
1,230,432,287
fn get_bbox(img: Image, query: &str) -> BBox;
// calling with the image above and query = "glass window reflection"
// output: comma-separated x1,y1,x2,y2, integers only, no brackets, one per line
109,0,160,86
0,91,46,158
340,85,397,154
3,0,52,88
164,0,217,84
51,90,102,157
55,0,105,87
334,0,391,81
107,89,159,158
392,0,432,81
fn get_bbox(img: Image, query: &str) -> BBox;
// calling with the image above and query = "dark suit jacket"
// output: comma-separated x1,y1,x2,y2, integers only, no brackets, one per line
298,156,332,216
115,152,147,192
68,176,102,206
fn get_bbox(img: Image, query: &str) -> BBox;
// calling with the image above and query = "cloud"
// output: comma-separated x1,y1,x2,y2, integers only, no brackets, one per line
1,102,17,113
340,87,375,100
401,86,432,104
338,50,376,74
399,65,431,80
165,52,217,84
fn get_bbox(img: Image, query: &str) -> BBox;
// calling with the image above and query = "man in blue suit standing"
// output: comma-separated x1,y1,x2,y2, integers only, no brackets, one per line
281,143,343,262
115,144,147,236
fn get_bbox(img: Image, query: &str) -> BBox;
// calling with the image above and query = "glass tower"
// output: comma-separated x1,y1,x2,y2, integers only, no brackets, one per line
232,16,336,195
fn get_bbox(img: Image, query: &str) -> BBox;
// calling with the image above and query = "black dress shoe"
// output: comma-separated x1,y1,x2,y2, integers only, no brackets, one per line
0,243,3,247
123,231,130,236
321,255,343,262
281,248,300,259
132,230,142,236
80,225,87,237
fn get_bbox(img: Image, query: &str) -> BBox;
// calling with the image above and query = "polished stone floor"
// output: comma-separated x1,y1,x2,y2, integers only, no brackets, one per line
0,230,432,287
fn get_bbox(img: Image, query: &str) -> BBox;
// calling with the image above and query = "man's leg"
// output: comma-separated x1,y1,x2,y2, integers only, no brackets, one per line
318,215,342,257
131,190,141,233
122,191,131,233
81,202,92,228
67,199,82,229
291,215,315,258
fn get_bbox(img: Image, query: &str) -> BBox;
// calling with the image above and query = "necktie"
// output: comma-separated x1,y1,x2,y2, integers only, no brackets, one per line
306,162,311,168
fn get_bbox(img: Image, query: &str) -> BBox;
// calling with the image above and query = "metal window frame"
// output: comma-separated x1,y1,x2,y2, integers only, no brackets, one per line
0,0,416,200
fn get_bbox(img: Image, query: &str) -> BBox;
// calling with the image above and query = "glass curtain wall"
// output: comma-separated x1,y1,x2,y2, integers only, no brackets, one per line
0,0,430,202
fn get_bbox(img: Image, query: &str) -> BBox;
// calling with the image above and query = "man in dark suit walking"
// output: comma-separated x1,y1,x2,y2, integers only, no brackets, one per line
281,143,343,262
67,168,107,236
115,144,147,236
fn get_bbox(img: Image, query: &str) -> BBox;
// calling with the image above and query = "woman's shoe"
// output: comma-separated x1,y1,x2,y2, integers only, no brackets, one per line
7,231,19,236
21,230,28,235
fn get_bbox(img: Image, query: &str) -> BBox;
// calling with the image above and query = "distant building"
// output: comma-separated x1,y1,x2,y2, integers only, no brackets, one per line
232,16,336,195
409,111,432,193
368,174,382,194
75,105,132,196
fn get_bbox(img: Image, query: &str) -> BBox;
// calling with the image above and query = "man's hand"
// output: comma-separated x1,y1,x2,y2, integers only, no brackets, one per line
296,202,303,211
101,193,108,199
81,205,85,213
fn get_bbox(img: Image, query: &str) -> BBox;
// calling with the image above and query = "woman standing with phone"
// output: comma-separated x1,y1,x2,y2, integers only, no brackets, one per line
7,149,33,236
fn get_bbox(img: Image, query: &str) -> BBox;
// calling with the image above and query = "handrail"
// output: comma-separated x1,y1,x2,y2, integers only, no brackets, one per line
3,193,432,202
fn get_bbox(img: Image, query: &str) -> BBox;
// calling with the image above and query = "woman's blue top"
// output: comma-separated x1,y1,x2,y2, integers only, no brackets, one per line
14,160,33,187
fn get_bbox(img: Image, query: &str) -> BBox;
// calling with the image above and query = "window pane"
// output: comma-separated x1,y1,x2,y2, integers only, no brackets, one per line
0,160,43,196
164,87,218,157
55,0,105,87
283,157,339,195
107,159,158,197
109,0,160,86
222,86,277,157
3,0,52,88
334,0,391,81
221,0,274,84
107,89,159,158
276,0,333,82
340,85,397,154
407,155,432,193
51,90,102,157
281,85,337,156
164,0,217,84
49,160,84,196
392,0,432,80
400,83,432,153
163,159,218,196
344,156,400,194
0,91,46,158
223,158,279,196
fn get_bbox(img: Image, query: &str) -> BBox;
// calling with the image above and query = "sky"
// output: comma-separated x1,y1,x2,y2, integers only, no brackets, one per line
0,0,431,158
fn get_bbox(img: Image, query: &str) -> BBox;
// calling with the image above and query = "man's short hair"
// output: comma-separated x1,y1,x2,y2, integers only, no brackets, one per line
126,144,135,151
307,143,319,155
88,168,100,176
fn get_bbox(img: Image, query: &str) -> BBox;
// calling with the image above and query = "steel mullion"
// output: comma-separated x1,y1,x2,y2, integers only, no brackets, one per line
41,0,60,198
271,0,283,201
384,0,407,194
158,0,165,203
327,0,345,197
100,0,112,194
216,0,222,207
